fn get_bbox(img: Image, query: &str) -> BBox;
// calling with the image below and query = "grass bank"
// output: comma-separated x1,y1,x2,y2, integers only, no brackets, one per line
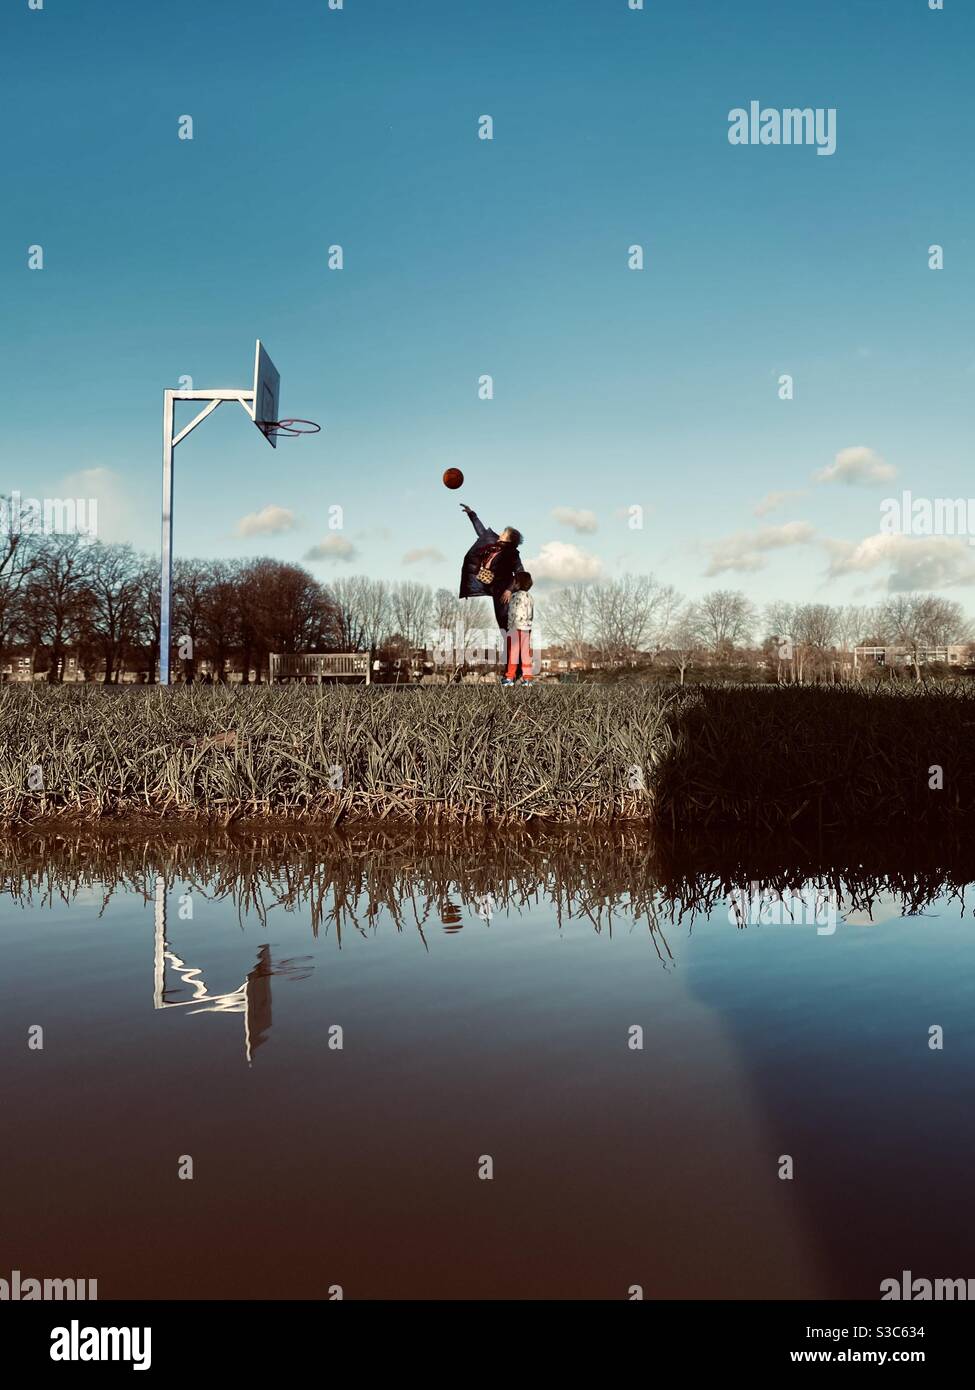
2,682,974,831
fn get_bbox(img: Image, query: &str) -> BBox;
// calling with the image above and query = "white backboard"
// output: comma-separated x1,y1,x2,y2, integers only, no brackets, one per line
253,340,281,448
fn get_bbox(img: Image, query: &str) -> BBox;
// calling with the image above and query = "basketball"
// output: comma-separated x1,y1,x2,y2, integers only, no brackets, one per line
442,468,464,490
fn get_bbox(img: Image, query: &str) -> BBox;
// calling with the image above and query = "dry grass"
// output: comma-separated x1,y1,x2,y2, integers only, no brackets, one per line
657,682,975,834
0,683,671,824
2,681,974,830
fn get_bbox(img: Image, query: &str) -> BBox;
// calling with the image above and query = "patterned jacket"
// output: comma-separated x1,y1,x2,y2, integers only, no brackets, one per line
507,591,533,631
458,509,524,599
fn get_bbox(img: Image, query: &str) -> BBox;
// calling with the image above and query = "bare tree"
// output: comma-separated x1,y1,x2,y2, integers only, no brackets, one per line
613,574,660,655
835,604,882,652
173,559,211,683
763,600,796,681
358,578,392,654
544,586,592,659
792,603,841,683
698,589,756,657
431,589,495,671
199,562,240,682
433,587,456,631
668,602,705,685
82,543,141,683
130,558,162,682
582,576,671,662
20,536,95,682
881,593,970,681
391,581,434,651
0,512,37,669
588,583,620,661
0,499,22,585
326,576,371,651
798,604,840,651
764,600,794,637
647,583,683,662
921,595,970,648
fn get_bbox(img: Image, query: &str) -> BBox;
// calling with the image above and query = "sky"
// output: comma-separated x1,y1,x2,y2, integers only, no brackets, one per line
3,0,974,608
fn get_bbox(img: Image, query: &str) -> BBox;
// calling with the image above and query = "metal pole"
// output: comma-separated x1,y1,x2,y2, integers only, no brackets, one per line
160,390,175,686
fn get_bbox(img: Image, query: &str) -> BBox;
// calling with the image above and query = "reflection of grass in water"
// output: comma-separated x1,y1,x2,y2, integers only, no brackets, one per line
1,826,972,957
5,682,975,831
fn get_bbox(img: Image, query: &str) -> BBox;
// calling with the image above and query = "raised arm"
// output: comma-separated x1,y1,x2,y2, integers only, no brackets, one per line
459,503,487,538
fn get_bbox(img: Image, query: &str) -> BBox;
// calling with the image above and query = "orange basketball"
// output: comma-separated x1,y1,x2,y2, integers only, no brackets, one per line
442,468,464,490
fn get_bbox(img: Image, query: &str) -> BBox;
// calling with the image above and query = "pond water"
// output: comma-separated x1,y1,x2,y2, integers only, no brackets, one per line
2,831,974,1300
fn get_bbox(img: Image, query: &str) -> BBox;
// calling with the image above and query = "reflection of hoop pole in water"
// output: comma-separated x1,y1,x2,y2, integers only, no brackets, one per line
153,875,272,1064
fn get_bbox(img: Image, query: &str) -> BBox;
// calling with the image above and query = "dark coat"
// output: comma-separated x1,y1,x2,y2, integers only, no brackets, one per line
458,511,523,600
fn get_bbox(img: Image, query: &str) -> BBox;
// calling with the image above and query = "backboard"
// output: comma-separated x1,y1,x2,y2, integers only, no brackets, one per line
253,340,281,448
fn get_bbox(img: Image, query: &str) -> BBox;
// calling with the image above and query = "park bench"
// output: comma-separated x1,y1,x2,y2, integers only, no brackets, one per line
269,652,371,685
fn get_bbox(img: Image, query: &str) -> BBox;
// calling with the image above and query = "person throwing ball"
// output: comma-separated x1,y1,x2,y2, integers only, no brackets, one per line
458,504,525,633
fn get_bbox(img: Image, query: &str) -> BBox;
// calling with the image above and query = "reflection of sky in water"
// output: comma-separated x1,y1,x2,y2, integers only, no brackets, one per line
2,857,974,1301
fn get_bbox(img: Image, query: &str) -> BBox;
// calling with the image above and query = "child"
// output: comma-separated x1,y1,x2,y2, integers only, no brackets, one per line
502,572,534,686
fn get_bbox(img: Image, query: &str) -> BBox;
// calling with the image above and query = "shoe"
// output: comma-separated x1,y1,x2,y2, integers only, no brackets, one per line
501,677,515,687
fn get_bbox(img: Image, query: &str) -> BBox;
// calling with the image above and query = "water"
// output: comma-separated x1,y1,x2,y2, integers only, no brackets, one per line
2,830,974,1300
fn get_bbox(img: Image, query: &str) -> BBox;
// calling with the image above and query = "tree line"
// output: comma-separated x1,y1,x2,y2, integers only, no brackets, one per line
2,525,970,684
543,579,971,682
0,530,490,683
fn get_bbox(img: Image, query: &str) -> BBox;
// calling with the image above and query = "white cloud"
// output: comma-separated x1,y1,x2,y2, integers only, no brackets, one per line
237,505,297,538
303,535,356,563
402,546,445,565
823,534,975,591
551,506,598,534
815,446,896,486
56,466,132,544
754,489,807,517
705,522,815,576
525,541,604,583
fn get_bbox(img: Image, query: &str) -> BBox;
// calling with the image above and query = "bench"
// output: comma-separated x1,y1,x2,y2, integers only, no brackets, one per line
269,652,371,685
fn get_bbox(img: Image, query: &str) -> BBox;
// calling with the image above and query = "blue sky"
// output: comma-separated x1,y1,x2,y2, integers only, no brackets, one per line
3,0,973,605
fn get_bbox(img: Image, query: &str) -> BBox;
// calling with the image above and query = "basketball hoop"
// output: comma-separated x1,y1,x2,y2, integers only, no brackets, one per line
160,339,325,686
262,419,321,439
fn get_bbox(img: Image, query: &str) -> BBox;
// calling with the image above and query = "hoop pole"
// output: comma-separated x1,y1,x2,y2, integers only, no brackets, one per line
154,873,166,1009
158,359,293,686
160,389,175,686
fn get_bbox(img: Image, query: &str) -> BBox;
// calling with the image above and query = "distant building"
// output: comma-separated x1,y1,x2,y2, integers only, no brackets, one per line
539,643,593,673
1,650,88,683
854,643,974,668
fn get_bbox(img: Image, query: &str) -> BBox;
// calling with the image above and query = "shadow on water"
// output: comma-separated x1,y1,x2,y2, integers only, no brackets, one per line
2,823,974,1299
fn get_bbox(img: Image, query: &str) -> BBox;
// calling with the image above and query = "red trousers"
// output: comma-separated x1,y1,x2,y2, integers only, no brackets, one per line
506,630,533,680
